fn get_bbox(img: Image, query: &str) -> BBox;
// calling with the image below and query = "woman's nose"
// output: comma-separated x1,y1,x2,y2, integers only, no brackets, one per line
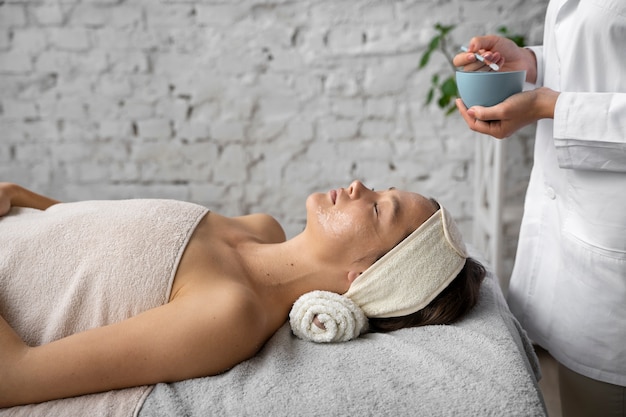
348,180,365,198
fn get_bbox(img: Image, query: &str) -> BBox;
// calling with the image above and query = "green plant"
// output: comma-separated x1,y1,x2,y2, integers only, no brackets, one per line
419,24,526,116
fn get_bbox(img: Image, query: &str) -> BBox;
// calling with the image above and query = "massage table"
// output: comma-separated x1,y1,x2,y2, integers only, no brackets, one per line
139,252,547,417
1,203,545,416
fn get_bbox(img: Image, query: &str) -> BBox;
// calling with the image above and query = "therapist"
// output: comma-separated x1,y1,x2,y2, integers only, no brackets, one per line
453,1,626,416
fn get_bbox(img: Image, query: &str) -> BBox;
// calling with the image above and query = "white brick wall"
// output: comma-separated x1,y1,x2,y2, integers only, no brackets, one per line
0,0,549,281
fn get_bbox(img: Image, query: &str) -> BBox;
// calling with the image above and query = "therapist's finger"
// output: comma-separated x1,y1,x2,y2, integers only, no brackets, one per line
462,60,489,72
455,99,475,125
454,53,489,72
455,99,505,138
468,36,500,55
453,52,475,67
457,53,499,73
467,104,506,122
456,100,486,129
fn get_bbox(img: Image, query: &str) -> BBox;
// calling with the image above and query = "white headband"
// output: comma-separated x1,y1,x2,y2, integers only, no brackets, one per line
343,204,468,318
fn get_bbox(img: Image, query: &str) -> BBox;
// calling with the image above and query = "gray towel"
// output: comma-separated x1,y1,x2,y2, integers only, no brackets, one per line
140,257,546,417
0,200,208,416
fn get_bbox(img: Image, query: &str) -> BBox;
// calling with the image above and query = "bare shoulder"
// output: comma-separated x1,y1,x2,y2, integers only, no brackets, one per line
173,284,269,375
202,284,266,329
233,213,286,243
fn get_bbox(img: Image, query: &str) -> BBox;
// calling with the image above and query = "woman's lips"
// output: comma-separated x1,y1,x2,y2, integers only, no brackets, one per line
329,189,337,204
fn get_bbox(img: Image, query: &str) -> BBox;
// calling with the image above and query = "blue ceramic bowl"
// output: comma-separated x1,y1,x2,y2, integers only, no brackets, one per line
456,70,526,108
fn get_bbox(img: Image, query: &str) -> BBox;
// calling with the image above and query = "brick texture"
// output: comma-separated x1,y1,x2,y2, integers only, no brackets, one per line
0,0,549,281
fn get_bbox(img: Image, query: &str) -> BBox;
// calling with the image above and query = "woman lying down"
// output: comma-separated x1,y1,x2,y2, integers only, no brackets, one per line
0,180,485,408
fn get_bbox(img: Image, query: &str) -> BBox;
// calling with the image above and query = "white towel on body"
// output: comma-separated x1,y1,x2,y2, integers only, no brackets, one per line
0,200,208,417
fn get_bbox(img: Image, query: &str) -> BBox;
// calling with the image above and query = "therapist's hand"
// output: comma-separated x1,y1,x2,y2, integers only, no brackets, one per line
453,35,538,84
456,87,560,139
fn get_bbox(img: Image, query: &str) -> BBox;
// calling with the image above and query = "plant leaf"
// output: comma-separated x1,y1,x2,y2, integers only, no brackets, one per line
438,94,450,109
419,50,432,68
427,35,440,54
436,23,456,36
445,104,457,116
426,88,434,105
441,77,457,97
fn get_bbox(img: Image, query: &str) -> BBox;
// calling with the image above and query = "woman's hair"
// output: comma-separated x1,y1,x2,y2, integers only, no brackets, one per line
367,257,486,333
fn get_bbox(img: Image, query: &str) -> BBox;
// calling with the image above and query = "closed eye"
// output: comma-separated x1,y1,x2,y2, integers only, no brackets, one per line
374,203,379,217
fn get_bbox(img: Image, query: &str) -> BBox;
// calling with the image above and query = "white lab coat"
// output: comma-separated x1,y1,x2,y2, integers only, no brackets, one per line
507,0,626,386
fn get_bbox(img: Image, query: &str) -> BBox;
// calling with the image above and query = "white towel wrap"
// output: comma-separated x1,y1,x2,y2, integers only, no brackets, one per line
344,204,468,318
0,200,209,416
289,290,368,343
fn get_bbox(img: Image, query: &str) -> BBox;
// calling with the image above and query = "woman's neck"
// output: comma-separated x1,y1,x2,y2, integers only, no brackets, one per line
182,212,351,315
237,235,350,307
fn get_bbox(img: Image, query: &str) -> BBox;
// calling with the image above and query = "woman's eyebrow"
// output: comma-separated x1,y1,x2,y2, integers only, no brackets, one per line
382,188,400,221
390,195,400,222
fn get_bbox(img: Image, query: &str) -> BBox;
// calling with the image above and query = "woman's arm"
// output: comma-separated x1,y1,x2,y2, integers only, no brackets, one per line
0,183,60,216
0,287,265,407
0,315,29,405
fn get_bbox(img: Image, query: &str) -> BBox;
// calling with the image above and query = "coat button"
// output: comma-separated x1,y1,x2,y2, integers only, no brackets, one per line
546,187,556,200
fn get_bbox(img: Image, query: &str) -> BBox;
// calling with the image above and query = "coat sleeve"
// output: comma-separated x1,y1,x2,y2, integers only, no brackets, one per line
525,45,544,87
553,92,626,172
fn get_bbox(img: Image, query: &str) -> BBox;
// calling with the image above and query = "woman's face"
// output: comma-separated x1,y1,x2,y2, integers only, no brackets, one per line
305,180,438,268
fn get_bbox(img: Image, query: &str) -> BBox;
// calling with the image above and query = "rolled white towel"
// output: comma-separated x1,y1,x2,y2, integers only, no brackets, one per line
289,290,368,343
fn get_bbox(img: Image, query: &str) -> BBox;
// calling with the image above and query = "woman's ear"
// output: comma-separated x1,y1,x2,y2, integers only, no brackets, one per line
347,270,361,284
